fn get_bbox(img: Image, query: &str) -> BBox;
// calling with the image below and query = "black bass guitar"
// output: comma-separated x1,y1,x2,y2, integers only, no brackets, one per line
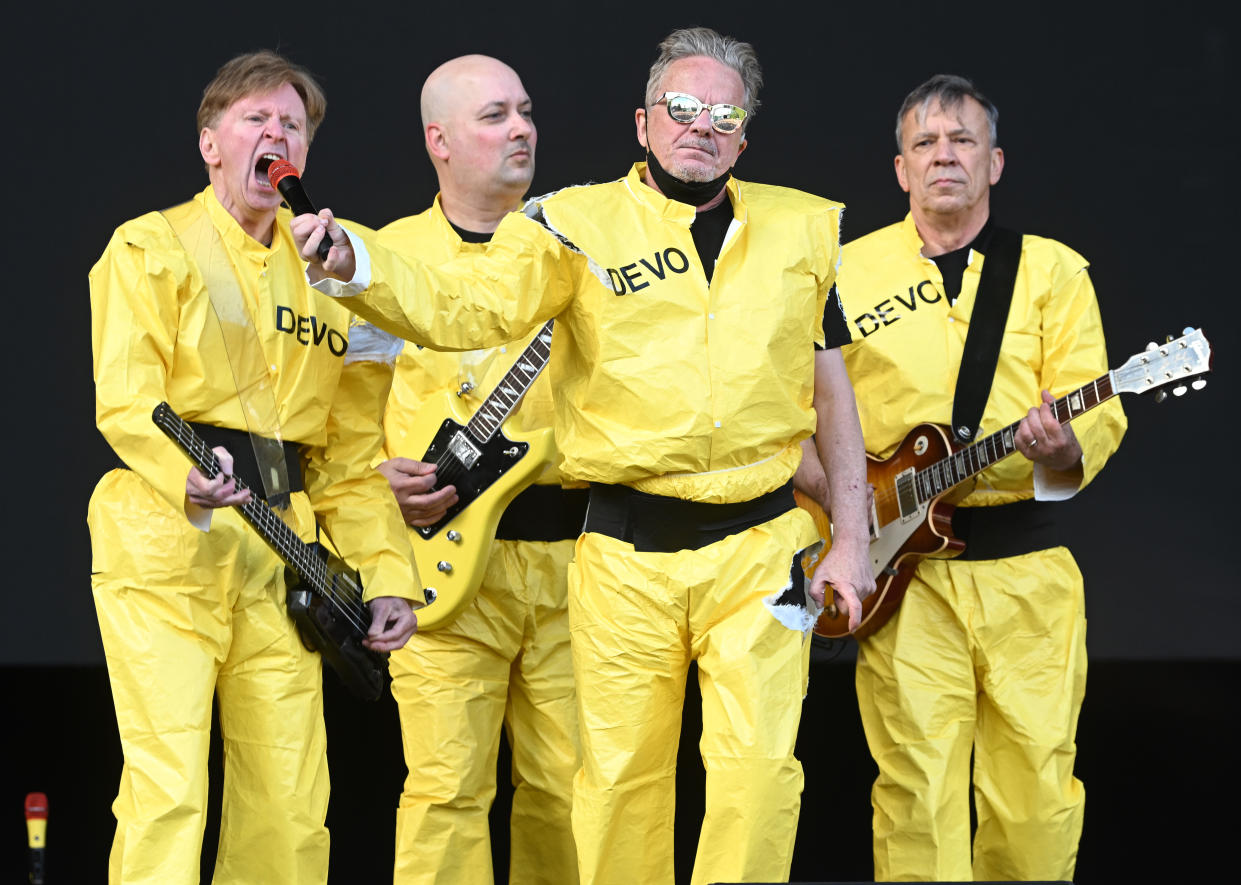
152,402,386,700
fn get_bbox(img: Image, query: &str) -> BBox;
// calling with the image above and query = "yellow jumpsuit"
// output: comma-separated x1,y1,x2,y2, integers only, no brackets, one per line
837,214,1127,881
376,201,581,885
325,165,844,885
88,187,416,885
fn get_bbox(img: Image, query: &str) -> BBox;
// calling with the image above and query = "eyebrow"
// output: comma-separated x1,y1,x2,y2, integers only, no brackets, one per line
911,123,975,140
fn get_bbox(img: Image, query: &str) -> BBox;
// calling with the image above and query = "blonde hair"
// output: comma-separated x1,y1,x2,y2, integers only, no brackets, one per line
197,50,326,141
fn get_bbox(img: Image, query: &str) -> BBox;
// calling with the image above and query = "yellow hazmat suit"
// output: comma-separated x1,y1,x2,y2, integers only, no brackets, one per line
376,201,581,885
88,187,416,885
837,215,1127,881
324,164,846,885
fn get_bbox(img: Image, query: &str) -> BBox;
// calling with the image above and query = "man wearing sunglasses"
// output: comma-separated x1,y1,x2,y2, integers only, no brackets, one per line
292,26,874,885
371,54,584,885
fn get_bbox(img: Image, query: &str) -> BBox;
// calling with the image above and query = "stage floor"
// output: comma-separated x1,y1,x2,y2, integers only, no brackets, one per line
5,659,1236,882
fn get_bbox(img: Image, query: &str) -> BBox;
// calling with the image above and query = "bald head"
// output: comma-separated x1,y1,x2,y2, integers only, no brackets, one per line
421,55,521,129
419,54,536,231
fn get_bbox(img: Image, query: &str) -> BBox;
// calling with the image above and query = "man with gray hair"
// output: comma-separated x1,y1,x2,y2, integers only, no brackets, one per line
294,26,874,885
828,73,1127,880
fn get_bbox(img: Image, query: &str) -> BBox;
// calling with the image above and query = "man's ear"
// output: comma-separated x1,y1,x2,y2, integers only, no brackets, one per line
635,108,648,150
426,123,450,161
199,128,220,167
894,154,910,193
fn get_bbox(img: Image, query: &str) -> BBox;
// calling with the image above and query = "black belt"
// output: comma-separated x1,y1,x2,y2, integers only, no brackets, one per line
495,485,589,542
584,480,795,553
121,421,304,502
951,498,1061,560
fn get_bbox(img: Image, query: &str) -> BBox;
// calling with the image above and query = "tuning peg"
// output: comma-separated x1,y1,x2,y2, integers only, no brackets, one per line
1173,384,1187,397
1183,327,1195,336
1146,341,1159,351
1192,379,1207,391
1154,390,1168,403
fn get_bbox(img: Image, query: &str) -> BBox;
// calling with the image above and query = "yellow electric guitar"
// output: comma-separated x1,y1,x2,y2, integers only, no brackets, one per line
407,320,556,631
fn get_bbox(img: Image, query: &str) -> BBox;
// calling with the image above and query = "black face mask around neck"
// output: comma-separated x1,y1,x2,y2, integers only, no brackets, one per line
645,148,731,207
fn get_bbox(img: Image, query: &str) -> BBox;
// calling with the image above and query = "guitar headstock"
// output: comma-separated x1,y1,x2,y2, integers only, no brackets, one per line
1113,327,1212,401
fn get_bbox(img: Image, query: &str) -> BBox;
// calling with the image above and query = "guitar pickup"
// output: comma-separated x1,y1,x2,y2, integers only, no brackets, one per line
895,467,919,521
448,430,482,469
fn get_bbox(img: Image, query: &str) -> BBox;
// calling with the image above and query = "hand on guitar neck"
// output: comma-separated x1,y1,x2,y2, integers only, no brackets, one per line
1015,389,1083,471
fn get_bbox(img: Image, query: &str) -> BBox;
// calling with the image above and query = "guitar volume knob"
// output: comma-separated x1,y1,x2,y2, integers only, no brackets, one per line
446,530,462,543
436,561,453,574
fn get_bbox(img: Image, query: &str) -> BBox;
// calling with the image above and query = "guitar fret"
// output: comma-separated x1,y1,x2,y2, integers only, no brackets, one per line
464,320,555,442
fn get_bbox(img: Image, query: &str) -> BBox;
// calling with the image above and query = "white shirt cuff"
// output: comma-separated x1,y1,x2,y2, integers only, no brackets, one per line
1033,460,1084,501
310,223,373,297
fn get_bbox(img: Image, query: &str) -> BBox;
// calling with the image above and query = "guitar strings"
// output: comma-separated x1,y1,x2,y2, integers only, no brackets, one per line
161,413,372,633
423,322,554,496
882,375,1115,510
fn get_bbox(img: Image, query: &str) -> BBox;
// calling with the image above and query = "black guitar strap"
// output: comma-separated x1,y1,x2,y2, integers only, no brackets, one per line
950,226,1023,445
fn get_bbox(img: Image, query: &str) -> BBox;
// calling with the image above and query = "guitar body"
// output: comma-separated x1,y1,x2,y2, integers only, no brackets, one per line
403,388,554,631
801,423,966,640
286,542,388,701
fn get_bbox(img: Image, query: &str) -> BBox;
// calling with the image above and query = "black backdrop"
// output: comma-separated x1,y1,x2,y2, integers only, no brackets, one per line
3,0,1238,881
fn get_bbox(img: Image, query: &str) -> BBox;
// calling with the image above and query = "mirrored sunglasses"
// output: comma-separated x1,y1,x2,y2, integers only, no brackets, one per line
657,92,747,134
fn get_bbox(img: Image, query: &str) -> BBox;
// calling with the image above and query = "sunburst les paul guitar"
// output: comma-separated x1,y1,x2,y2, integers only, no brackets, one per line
404,320,556,631
153,402,387,700
800,327,1213,641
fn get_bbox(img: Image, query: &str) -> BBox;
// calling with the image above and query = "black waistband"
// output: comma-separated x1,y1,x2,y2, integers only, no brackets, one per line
494,484,590,542
584,480,796,553
123,421,304,501
951,498,1060,560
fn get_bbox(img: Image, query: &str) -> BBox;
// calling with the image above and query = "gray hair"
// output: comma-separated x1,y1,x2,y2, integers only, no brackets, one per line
895,74,998,152
644,27,762,126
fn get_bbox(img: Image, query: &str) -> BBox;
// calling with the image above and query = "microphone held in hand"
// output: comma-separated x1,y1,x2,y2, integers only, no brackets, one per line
258,157,332,260
25,792,47,885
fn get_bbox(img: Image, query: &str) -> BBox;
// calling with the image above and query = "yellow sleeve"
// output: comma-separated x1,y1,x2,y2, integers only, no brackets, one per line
813,205,843,348
301,319,423,604
90,223,200,515
1041,265,1128,490
341,212,577,349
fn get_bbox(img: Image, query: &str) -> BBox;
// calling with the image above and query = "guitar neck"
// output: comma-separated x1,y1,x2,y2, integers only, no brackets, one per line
463,319,555,443
151,403,333,592
914,372,1117,504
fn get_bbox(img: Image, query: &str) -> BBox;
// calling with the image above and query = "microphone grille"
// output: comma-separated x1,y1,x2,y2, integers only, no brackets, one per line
25,792,48,819
264,159,300,187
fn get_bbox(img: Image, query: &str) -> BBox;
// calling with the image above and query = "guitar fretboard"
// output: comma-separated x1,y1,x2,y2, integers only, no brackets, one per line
914,373,1117,503
464,320,555,443
152,404,368,627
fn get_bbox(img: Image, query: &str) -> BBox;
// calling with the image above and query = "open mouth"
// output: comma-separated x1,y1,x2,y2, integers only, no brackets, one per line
255,153,283,184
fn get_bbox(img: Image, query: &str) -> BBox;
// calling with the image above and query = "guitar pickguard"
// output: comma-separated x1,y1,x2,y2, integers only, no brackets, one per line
415,419,531,540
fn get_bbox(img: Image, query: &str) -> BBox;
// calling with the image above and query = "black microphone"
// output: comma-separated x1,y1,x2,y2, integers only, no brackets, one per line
257,157,333,260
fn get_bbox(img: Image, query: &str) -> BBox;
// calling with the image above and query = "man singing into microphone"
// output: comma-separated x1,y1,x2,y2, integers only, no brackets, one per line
295,27,874,885
88,50,419,884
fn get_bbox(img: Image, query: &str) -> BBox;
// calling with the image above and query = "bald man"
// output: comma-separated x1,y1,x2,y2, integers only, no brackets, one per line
376,56,584,885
